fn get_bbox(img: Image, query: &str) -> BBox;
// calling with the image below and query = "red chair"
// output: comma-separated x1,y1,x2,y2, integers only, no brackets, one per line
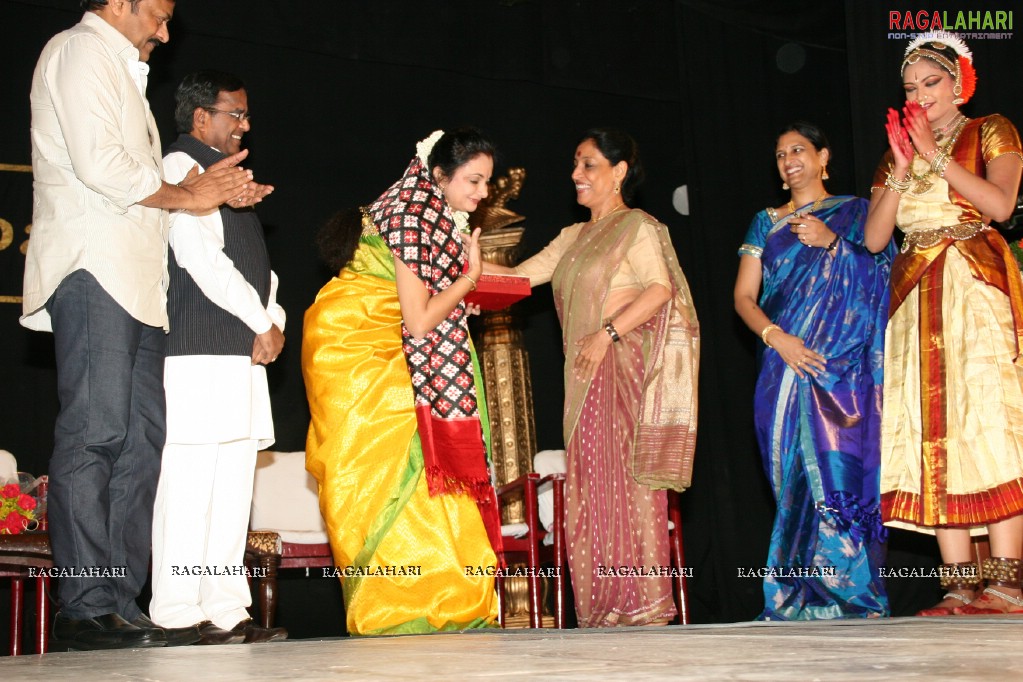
1,477,52,655
495,472,567,628
667,490,690,625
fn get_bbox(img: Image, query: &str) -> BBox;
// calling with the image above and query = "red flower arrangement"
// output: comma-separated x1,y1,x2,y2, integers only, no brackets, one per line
0,482,38,534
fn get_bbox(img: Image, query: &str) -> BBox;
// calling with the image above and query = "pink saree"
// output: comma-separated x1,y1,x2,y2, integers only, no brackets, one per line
552,209,699,626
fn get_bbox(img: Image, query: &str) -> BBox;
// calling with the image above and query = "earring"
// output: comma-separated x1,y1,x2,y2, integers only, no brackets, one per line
614,183,621,194
821,166,829,181
782,182,789,190
952,83,963,105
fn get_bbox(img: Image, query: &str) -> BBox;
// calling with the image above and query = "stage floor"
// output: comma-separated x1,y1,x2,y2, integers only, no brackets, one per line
2,617,1021,680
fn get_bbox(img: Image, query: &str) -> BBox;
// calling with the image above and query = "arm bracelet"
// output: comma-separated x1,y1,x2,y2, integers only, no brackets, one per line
460,273,478,291
884,172,911,194
825,234,841,253
603,321,621,343
760,324,782,348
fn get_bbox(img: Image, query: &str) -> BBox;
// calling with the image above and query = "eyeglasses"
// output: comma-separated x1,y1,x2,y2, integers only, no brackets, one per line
204,108,251,123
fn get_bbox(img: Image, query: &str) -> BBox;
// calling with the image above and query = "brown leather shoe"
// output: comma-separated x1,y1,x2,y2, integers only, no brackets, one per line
230,618,288,644
194,620,245,645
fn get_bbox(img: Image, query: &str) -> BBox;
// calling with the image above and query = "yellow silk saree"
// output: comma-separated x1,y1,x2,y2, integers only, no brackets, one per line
302,233,497,635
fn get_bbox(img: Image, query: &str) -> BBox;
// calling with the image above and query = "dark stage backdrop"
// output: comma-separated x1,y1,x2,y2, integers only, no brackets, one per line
2,0,1021,647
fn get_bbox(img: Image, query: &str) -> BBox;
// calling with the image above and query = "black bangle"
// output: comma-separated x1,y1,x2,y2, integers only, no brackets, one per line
603,321,621,343
825,235,841,253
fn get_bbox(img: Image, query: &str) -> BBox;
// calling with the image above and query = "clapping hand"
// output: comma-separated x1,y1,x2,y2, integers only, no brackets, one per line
885,107,913,173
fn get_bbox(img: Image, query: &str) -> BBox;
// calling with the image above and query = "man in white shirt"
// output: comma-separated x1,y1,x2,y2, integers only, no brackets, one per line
150,70,287,645
22,0,270,651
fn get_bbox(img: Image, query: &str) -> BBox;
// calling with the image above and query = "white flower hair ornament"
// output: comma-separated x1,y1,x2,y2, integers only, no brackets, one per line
452,210,471,235
416,129,445,168
903,31,976,105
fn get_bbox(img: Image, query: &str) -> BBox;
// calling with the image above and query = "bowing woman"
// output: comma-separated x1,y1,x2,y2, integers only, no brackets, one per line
303,128,501,634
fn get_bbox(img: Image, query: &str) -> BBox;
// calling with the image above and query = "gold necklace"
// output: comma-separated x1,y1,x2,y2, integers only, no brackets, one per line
910,114,969,194
787,193,827,216
933,112,965,142
592,203,627,222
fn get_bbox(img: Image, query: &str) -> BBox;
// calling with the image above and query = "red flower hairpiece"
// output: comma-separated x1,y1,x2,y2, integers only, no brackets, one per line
958,55,977,104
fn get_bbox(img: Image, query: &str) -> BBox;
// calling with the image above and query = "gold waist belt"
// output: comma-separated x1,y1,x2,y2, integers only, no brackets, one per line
901,221,987,253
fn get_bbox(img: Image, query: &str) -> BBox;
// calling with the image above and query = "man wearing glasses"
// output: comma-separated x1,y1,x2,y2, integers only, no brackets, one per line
23,0,269,651
149,70,287,645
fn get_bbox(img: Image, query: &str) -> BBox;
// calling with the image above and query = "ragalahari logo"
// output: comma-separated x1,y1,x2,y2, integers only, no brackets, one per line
888,10,1013,40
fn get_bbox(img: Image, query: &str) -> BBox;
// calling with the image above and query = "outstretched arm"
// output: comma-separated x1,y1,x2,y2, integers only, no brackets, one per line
145,149,274,214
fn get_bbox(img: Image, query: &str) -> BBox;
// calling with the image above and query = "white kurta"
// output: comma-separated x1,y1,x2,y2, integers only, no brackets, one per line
160,149,285,447
151,145,285,629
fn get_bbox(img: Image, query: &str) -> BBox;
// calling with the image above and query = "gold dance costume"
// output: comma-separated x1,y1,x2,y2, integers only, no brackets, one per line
877,114,1023,533
303,231,497,634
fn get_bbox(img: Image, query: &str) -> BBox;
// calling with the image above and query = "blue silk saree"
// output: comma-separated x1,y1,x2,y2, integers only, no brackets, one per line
738,195,894,619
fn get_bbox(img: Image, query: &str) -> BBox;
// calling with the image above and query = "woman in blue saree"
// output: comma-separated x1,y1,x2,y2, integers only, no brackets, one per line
734,122,894,619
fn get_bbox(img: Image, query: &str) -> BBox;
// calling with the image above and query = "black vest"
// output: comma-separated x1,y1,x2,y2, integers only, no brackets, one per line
165,134,271,356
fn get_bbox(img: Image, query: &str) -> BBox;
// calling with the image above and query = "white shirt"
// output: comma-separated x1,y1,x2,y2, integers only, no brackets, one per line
162,146,285,447
22,12,167,332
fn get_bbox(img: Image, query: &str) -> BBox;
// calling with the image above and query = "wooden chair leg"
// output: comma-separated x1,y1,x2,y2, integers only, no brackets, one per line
9,575,24,656
524,476,542,629
552,477,566,629
496,574,505,627
668,491,689,625
36,575,50,654
258,554,280,628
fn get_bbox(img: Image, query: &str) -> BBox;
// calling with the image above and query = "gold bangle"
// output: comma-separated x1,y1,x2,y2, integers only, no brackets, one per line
760,324,782,348
931,151,952,178
460,273,478,291
884,172,911,194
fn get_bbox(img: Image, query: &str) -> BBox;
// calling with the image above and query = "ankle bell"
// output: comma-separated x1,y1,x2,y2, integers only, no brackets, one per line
938,561,981,591
981,556,1023,589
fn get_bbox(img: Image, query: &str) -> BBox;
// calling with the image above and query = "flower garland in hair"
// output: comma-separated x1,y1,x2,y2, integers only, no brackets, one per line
904,31,976,104
415,129,471,234
416,129,445,168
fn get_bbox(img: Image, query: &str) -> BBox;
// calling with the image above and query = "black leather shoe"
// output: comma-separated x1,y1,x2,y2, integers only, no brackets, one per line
131,614,201,647
231,618,288,644
194,620,245,645
52,612,166,651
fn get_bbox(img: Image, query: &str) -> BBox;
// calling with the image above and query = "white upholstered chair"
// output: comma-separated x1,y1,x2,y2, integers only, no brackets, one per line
245,450,333,628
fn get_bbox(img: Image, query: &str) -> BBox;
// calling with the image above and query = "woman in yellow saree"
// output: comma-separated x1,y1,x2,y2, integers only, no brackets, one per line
302,129,500,635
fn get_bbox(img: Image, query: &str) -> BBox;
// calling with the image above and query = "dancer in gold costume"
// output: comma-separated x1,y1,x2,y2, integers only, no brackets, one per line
303,129,500,634
867,33,1023,616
